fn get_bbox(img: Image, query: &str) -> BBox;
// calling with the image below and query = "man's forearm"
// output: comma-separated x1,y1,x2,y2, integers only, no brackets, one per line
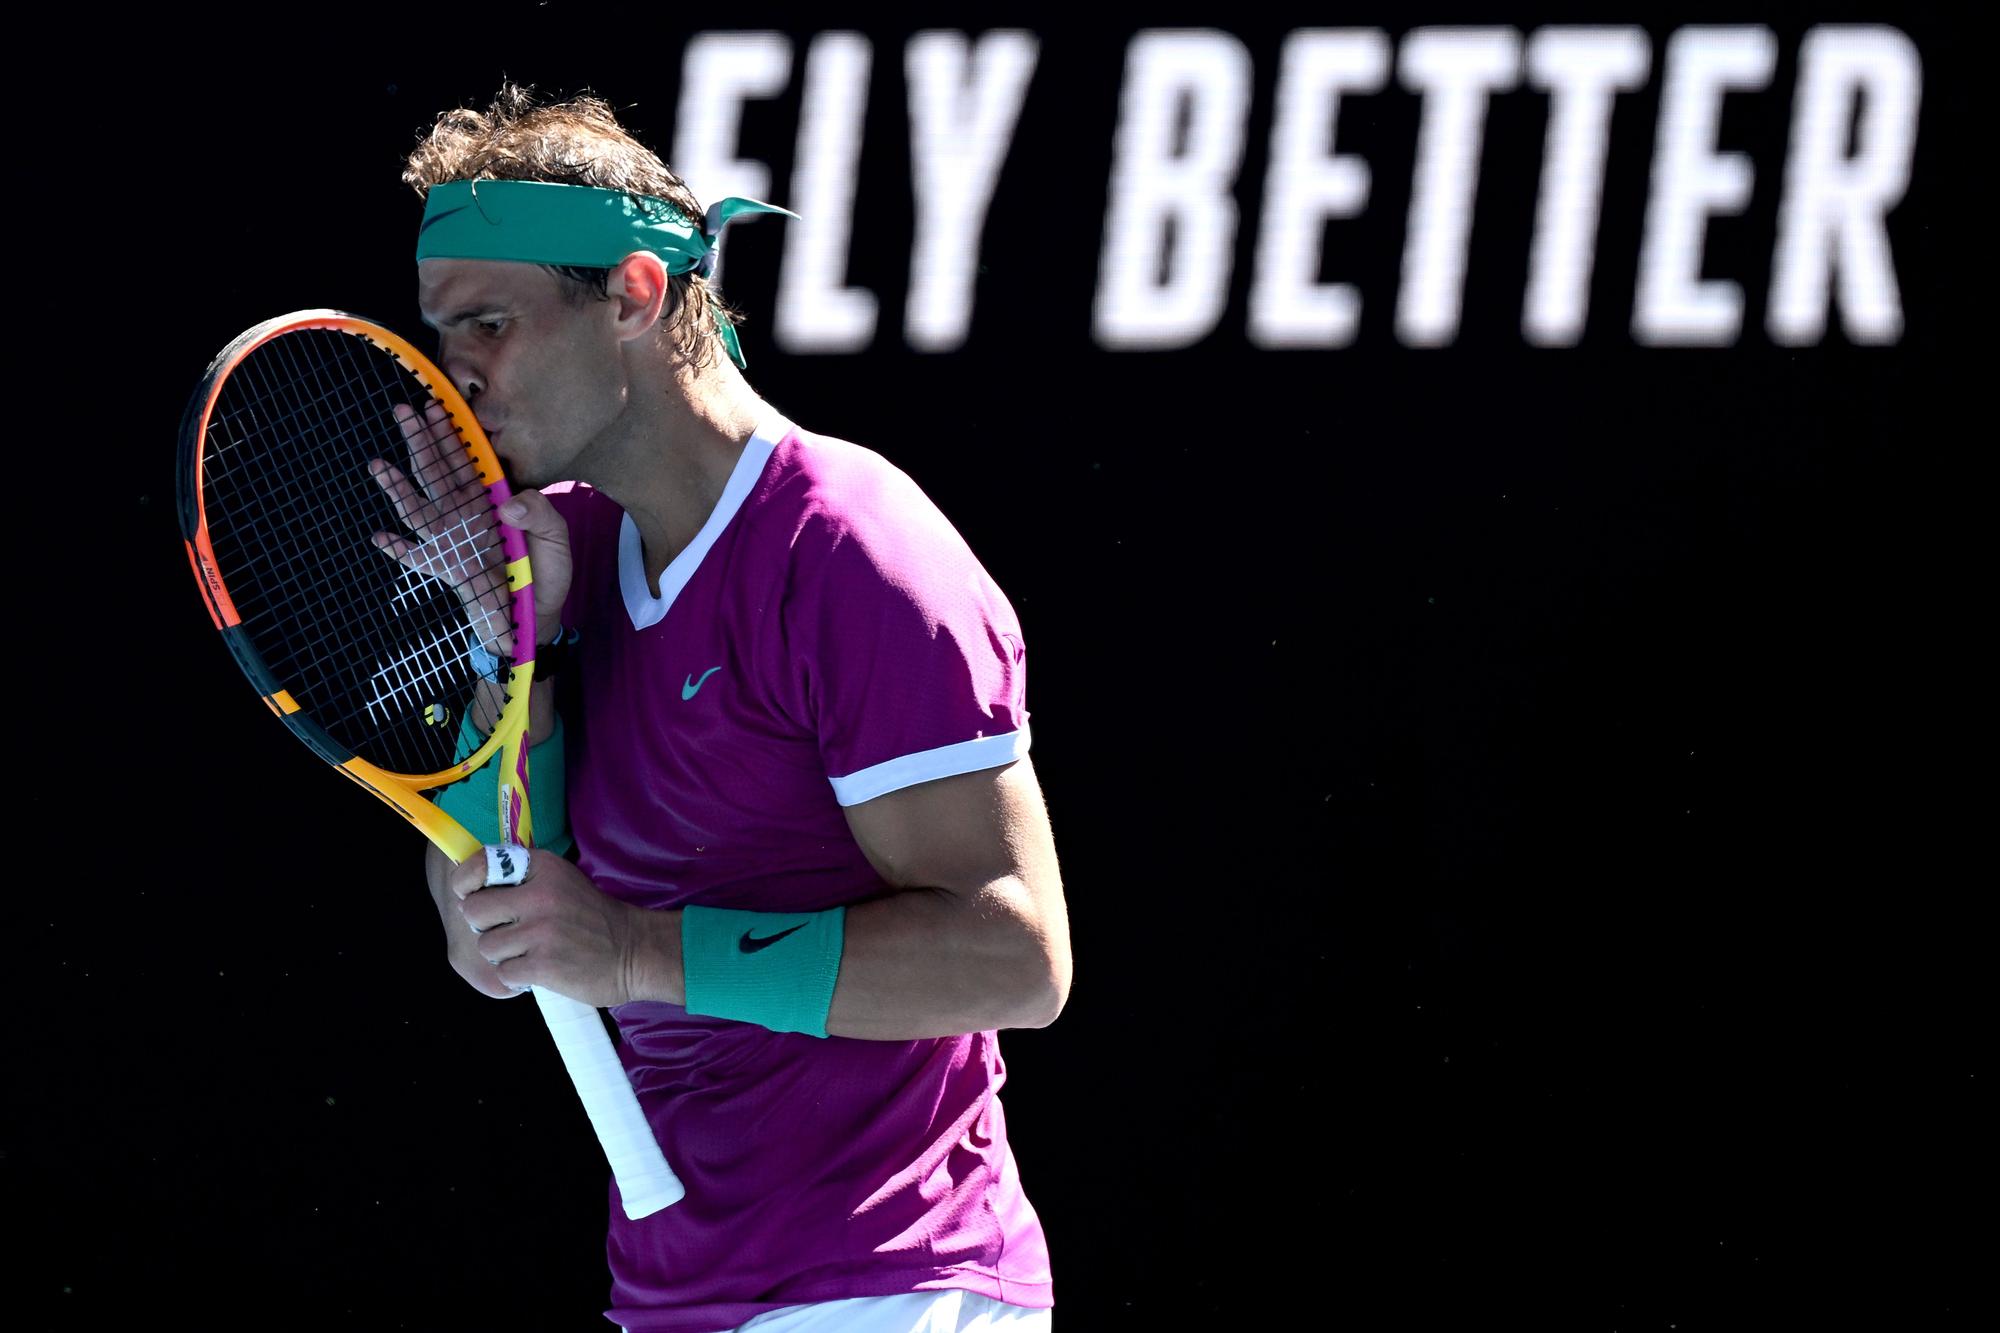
831,879,1068,1038
628,878,1067,1041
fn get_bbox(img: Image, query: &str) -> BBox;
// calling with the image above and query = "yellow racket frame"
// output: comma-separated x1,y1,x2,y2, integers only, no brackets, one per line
180,309,536,860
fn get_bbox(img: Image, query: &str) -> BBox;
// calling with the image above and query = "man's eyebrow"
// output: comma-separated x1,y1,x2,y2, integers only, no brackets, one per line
419,306,502,331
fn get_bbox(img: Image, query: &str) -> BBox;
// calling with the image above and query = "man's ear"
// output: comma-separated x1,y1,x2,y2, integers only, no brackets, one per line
607,251,670,340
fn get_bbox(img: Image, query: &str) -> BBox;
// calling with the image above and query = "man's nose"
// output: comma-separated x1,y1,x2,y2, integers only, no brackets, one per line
440,343,484,401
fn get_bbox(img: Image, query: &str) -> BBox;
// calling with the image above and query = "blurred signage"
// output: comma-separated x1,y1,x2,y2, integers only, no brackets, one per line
675,27,1922,352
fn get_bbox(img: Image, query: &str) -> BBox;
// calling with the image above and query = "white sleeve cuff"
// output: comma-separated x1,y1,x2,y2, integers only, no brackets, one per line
828,725,1032,807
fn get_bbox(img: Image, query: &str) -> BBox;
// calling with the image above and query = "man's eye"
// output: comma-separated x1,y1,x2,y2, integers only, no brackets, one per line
477,319,505,334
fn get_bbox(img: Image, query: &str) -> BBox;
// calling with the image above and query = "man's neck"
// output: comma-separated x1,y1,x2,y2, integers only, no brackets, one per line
584,355,773,599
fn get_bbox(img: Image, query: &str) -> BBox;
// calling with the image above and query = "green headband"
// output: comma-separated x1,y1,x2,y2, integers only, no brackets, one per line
414,179,797,368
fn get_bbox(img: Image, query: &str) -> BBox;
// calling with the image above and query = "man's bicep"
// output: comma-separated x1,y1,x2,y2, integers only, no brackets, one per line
841,756,1059,898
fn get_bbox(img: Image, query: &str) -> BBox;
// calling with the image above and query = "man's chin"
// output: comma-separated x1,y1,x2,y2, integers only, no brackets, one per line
496,450,537,487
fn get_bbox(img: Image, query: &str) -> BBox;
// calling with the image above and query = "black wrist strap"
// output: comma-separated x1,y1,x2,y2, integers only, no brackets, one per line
533,624,581,681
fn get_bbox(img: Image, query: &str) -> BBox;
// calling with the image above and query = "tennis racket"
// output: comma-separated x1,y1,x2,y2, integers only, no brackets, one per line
178,309,684,1218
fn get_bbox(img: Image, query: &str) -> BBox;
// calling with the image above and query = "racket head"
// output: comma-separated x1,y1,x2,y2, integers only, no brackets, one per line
179,311,539,848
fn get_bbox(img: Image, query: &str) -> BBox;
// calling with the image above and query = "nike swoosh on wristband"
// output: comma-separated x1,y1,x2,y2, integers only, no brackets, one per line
682,666,722,700
739,923,808,953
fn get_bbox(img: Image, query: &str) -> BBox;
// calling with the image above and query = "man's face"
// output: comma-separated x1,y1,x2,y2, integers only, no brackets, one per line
417,258,626,489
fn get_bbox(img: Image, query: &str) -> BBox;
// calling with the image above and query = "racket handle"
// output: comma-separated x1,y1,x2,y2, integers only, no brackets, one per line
530,986,687,1218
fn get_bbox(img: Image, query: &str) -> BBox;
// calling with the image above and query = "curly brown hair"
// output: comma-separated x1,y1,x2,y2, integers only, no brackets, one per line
403,82,738,370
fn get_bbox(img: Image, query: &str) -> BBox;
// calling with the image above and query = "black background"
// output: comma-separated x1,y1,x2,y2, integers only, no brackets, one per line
16,5,1975,1329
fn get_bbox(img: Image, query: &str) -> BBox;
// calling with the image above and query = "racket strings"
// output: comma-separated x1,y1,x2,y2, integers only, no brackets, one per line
233,332,516,749
201,328,523,776
208,384,496,740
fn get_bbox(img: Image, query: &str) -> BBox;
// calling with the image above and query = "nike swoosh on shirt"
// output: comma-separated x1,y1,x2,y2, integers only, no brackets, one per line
739,923,808,953
682,666,723,700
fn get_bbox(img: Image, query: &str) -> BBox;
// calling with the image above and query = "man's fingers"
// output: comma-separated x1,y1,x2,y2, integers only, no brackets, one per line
407,401,471,501
369,445,504,591
369,526,462,585
391,400,425,444
370,529,412,565
496,488,575,628
448,846,540,903
389,403,441,503
390,401,477,510
368,457,432,532
381,405,450,528
461,891,523,938
447,855,492,902
497,486,566,541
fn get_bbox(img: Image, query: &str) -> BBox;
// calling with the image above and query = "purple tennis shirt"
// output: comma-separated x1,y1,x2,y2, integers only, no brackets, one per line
544,419,1051,1331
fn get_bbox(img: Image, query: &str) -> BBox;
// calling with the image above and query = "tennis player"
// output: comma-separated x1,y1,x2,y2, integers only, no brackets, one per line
400,85,1068,1332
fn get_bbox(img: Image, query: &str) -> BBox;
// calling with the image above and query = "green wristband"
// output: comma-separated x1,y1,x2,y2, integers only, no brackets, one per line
434,714,572,857
681,906,846,1038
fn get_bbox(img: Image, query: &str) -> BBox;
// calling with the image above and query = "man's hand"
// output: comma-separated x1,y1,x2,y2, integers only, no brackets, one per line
492,487,572,645
370,402,511,649
369,401,575,648
426,842,523,999
444,848,681,1008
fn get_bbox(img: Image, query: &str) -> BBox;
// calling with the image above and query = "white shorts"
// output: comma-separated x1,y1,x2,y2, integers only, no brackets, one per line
731,1289,1052,1332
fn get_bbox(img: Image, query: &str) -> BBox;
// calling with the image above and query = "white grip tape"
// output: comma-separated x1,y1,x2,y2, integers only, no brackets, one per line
482,843,685,1217
484,843,531,886
531,987,687,1217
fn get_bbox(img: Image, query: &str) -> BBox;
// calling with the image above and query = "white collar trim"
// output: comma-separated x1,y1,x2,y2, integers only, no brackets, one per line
619,417,792,630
